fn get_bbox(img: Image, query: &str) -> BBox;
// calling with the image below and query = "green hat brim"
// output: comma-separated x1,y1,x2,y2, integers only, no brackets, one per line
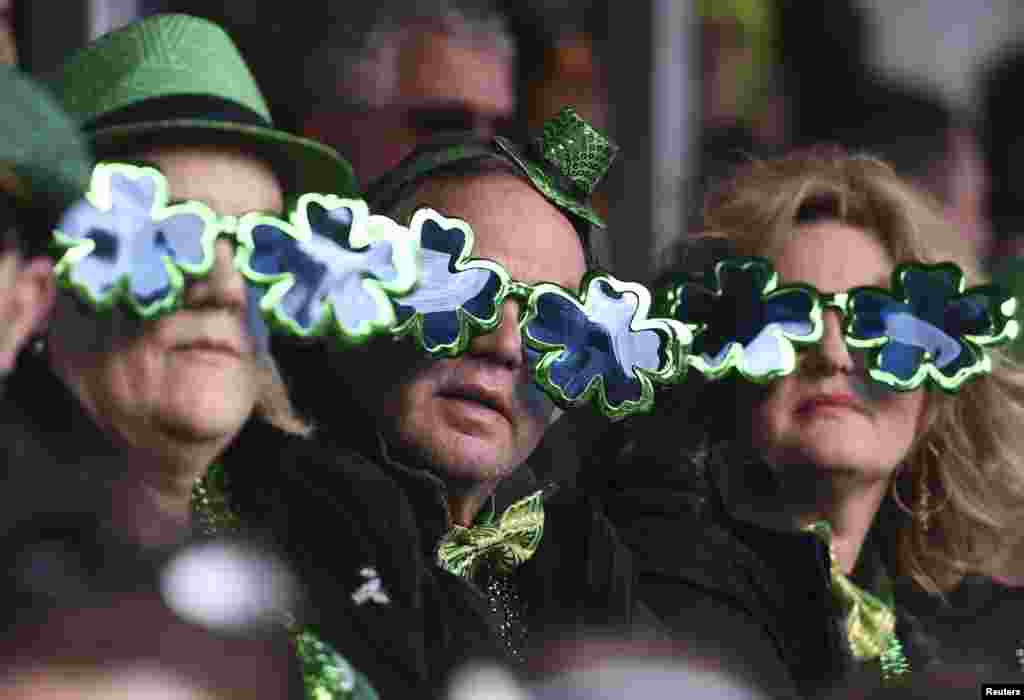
88,119,360,199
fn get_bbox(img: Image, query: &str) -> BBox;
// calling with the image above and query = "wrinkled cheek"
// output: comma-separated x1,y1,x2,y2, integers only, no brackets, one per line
54,293,146,355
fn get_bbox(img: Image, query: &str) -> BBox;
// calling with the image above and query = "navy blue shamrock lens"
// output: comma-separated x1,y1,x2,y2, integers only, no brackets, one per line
53,162,220,318
660,256,823,382
844,262,1019,392
390,208,510,356
522,273,690,419
235,194,418,344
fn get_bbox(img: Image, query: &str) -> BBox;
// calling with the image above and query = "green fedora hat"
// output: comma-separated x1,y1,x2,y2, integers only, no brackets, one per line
0,64,91,220
49,13,358,198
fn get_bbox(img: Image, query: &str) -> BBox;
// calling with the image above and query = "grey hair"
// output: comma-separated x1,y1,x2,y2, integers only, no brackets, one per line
302,0,515,109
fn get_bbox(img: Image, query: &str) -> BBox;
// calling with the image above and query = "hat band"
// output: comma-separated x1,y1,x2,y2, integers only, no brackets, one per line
85,94,273,132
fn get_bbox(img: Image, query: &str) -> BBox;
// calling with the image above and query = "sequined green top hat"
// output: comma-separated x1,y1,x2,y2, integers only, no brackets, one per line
495,107,618,228
0,65,91,219
365,107,617,233
48,13,358,198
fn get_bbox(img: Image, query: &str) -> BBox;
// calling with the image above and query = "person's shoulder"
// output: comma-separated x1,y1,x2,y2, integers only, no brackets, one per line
223,418,420,557
592,442,791,613
227,418,404,501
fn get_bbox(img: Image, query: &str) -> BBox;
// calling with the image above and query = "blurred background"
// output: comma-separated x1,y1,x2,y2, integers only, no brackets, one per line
8,0,1024,283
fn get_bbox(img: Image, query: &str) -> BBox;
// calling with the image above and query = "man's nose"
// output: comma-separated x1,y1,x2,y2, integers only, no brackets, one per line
182,237,247,311
465,297,524,370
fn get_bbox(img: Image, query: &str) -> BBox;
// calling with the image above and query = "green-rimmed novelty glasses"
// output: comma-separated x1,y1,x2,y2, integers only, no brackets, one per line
51,163,1021,421
51,162,690,419
390,207,691,420
655,255,1019,393
53,162,418,344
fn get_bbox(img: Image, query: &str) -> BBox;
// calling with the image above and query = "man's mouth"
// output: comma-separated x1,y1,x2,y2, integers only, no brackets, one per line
174,337,243,358
439,384,508,420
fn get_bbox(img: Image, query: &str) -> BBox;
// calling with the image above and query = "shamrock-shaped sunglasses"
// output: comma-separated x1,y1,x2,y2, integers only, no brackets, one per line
51,163,686,420
54,164,1018,419
392,208,691,420
656,256,1020,393
52,162,418,345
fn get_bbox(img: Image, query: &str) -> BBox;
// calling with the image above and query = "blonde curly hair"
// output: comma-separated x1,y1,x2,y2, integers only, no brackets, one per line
677,147,1024,594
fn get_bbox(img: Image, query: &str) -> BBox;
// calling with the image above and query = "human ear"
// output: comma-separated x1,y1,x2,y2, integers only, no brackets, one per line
0,256,56,371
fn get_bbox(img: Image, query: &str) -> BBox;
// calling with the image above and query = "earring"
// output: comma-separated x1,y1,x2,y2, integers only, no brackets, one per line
891,447,947,534
916,468,935,534
891,465,915,519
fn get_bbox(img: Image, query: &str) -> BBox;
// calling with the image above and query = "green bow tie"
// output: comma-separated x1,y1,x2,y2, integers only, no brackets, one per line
806,521,910,680
437,489,547,579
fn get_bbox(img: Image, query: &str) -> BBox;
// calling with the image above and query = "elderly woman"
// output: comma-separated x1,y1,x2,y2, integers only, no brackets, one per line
2,13,437,699
590,148,1024,697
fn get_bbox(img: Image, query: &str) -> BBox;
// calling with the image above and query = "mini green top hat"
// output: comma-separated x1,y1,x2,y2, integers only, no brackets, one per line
49,13,358,198
496,107,618,229
0,65,91,218
366,107,617,234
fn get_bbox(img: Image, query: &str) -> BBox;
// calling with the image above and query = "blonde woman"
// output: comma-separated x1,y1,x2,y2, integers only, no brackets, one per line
591,148,1024,697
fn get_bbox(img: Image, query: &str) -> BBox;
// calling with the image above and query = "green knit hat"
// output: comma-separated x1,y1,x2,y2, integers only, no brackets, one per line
48,13,358,198
0,65,91,219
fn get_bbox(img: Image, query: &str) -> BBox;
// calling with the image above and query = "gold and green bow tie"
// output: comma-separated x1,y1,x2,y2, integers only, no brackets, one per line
437,489,546,580
806,521,910,681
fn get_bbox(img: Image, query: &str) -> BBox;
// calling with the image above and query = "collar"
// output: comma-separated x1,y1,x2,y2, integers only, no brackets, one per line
706,440,896,606
357,432,544,556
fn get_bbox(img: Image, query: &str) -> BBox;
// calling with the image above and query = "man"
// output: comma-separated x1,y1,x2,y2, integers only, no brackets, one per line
271,110,653,684
177,0,517,186
0,65,89,385
302,1,516,185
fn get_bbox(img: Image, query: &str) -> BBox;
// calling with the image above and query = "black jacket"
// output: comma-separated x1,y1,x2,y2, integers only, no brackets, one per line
220,419,437,698
597,439,1024,697
347,434,652,681
2,354,431,698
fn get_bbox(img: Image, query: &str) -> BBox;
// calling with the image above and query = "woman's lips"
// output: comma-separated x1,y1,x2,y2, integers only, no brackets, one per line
796,393,867,417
